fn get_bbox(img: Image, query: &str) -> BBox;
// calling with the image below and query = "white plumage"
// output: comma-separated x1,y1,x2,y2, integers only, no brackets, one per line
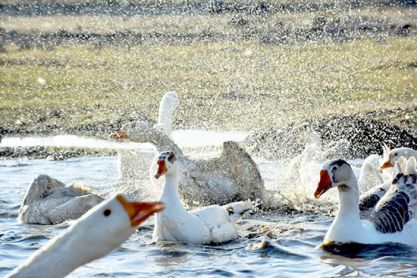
117,92,179,184
152,151,255,244
315,157,417,246
19,174,103,225
380,145,417,170
111,122,265,206
8,195,164,278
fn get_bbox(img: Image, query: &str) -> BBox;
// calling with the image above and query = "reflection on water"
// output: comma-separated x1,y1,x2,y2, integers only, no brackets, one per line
321,242,415,259
1,140,417,276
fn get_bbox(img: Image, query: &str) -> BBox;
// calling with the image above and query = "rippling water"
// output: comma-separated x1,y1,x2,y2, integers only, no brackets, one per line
1,135,417,277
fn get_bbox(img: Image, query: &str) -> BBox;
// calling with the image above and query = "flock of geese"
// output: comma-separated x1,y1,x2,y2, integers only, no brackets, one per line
6,92,417,277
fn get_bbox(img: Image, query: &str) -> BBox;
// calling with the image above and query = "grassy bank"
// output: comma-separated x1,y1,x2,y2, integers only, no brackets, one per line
1,36,416,134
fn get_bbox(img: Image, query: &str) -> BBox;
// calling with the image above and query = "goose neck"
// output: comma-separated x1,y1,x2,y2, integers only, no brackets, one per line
160,169,182,203
147,131,183,159
336,177,360,220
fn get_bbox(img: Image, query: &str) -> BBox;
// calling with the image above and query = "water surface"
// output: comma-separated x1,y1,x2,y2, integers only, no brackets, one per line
1,134,417,277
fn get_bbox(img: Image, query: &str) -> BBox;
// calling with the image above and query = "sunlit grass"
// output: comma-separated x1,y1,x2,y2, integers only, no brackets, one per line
0,36,416,131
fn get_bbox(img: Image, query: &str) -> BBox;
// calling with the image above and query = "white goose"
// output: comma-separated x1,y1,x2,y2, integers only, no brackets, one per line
151,151,255,244
356,154,390,213
380,145,417,170
8,194,164,278
357,154,384,192
111,121,265,206
117,92,179,183
19,175,103,225
314,157,417,246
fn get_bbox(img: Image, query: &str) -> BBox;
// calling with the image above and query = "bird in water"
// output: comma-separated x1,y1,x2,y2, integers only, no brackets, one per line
19,174,103,225
8,194,164,278
151,151,256,244
315,157,417,246
110,121,266,206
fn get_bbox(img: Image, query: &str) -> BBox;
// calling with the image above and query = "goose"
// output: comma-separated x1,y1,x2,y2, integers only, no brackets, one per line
314,157,417,246
8,194,164,278
110,121,265,206
380,145,417,170
117,92,179,183
151,151,255,244
357,154,384,192
19,174,104,225
356,154,388,213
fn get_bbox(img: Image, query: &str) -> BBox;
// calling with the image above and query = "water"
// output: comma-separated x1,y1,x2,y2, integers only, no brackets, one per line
1,132,417,277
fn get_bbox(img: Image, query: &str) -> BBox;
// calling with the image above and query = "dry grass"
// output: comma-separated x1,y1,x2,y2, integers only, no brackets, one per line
1,35,416,132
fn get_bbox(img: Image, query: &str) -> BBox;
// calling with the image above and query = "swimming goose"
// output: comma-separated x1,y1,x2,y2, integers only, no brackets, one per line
152,151,255,244
356,154,389,213
314,157,417,246
19,174,104,225
380,145,417,170
357,154,384,193
117,92,179,183
110,121,265,206
8,194,164,278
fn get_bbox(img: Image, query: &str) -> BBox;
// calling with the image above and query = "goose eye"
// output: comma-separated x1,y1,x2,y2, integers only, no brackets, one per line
103,209,111,217
393,153,398,157
168,153,175,162
332,166,337,171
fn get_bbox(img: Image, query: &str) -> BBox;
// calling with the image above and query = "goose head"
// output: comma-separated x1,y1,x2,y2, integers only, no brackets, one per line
110,121,157,143
9,195,164,278
314,159,356,198
380,147,416,170
76,194,164,242
153,151,179,179
69,195,164,258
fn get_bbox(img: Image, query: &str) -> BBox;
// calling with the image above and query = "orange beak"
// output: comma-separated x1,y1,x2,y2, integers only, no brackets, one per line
380,160,393,169
314,170,333,199
109,129,129,141
116,195,165,227
154,160,167,179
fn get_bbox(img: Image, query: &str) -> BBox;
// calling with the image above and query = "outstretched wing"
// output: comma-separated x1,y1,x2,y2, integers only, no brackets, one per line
369,173,417,234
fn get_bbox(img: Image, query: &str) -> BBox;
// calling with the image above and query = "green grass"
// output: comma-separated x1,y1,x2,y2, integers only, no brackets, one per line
1,36,416,132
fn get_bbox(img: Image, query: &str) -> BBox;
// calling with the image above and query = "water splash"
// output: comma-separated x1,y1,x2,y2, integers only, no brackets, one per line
0,130,248,150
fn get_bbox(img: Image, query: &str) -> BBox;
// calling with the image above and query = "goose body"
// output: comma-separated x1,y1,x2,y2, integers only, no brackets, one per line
8,195,164,278
356,154,388,212
19,175,103,225
152,151,254,244
111,121,265,206
357,154,384,192
315,157,417,246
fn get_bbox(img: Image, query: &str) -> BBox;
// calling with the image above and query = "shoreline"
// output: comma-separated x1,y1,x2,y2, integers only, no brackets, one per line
1,108,415,160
